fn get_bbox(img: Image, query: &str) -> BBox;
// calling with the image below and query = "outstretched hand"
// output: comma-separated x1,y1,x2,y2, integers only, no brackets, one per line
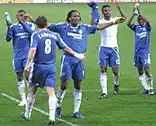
114,2,120,9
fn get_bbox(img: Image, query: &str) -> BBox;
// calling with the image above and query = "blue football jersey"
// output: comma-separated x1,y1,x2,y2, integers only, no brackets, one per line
30,29,67,65
50,23,97,54
130,24,151,56
6,22,35,59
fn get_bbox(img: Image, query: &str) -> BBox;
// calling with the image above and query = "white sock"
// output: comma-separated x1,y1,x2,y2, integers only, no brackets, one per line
139,74,149,90
25,93,35,118
18,80,26,101
113,74,119,86
56,88,66,108
100,72,107,94
25,80,30,87
146,75,153,90
49,95,57,121
73,89,82,113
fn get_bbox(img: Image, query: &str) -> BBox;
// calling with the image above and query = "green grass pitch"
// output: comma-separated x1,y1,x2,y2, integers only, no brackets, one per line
0,3,156,126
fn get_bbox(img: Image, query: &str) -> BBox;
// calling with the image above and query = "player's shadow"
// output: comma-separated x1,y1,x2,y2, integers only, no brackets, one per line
42,119,65,126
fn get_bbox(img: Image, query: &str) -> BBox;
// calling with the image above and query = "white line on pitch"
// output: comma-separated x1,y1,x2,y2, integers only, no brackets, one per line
1,93,81,126
82,88,140,92
39,88,140,95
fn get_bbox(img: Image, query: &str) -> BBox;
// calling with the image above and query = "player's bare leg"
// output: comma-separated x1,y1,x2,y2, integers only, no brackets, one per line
56,79,68,118
72,79,84,118
16,72,26,106
99,66,107,99
137,66,149,94
21,86,37,120
24,71,30,87
144,66,154,95
112,67,119,95
47,87,57,125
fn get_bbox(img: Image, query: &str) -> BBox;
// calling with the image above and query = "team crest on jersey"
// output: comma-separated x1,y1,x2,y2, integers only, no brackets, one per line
142,28,146,31
79,29,83,34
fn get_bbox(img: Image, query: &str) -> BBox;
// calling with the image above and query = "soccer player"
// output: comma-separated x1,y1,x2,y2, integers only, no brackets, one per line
49,9,125,118
5,9,35,106
127,5,154,95
21,16,85,125
88,2,126,98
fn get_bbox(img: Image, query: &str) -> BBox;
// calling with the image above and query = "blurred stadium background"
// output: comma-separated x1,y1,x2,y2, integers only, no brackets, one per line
0,1,156,126
0,0,156,3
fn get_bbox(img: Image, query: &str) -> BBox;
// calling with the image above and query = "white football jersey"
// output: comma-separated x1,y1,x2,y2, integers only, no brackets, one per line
99,17,119,47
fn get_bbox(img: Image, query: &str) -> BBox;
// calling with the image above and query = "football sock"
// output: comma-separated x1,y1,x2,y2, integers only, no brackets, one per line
139,74,149,90
146,75,153,90
56,88,66,108
100,72,107,94
25,80,30,87
49,95,57,121
17,80,26,101
113,74,119,86
73,89,82,113
25,93,35,118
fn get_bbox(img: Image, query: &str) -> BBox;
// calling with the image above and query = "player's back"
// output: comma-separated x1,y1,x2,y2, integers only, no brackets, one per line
99,17,118,47
32,29,59,65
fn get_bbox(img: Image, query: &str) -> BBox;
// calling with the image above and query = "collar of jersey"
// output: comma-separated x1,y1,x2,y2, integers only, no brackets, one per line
39,28,48,31
103,17,113,21
69,24,79,28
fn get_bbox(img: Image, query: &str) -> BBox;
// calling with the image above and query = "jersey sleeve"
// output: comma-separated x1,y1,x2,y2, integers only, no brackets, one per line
84,24,97,34
6,25,13,42
31,23,36,31
21,22,34,34
30,33,38,48
91,8,100,25
129,24,136,31
55,34,68,49
146,24,152,32
50,22,64,33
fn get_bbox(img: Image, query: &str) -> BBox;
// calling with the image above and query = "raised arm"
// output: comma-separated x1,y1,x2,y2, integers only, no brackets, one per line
88,1,100,25
21,22,35,34
137,5,150,27
115,2,127,20
90,17,94,25
6,26,13,42
127,13,135,29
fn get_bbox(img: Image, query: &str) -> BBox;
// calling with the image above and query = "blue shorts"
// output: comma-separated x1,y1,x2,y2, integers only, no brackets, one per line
134,55,150,67
99,46,120,67
29,64,56,88
60,55,85,80
13,58,27,72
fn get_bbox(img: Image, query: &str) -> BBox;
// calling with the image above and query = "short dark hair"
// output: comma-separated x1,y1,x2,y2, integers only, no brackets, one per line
66,9,81,23
17,9,26,14
101,4,111,13
35,16,47,29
